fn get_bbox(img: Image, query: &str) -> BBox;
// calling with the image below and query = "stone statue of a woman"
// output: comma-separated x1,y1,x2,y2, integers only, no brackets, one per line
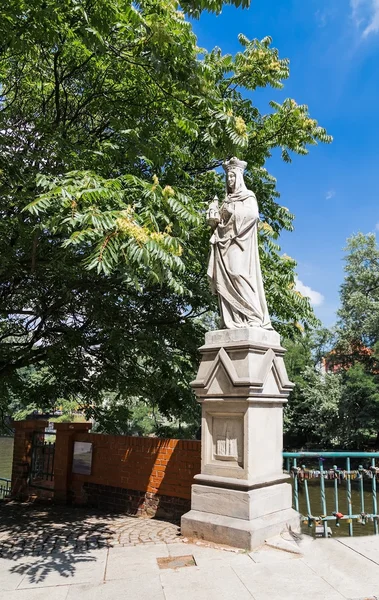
206,157,272,329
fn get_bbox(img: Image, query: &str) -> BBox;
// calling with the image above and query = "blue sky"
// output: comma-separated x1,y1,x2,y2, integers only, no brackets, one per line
192,0,379,326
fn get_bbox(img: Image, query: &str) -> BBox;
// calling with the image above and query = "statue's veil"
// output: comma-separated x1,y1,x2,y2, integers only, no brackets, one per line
226,168,254,202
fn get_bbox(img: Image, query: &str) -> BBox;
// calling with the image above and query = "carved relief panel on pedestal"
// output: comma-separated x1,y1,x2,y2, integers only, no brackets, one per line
211,415,243,467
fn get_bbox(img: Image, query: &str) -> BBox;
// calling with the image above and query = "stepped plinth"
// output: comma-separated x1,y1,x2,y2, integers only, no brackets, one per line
181,327,300,550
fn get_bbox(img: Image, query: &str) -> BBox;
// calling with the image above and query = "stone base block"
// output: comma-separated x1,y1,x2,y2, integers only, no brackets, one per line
191,482,292,520
181,506,300,551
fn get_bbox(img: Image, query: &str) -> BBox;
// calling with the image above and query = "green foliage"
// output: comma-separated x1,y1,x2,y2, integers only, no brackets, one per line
336,233,379,352
283,333,342,448
328,233,379,446
339,364,379,448
0,0,330,426
90,394,199,437
12,403,39,423
286,367,342,447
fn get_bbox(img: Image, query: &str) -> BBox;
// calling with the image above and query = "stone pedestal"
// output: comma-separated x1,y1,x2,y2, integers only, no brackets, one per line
181,327,300,550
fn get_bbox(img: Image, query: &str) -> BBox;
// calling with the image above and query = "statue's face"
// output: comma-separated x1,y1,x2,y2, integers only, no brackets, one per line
227,171,236,192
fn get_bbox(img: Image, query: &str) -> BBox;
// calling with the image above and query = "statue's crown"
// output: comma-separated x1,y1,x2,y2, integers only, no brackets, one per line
222,157,247,173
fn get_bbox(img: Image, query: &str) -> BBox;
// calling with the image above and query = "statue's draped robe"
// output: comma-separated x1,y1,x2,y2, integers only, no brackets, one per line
207,178,271,329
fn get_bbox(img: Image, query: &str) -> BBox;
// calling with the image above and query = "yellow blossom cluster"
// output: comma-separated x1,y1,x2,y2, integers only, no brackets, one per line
115,206,182,256
162,185,175,198
116,216,149,244
150,232,183,256
235,116,247,136
255,49,267,59
259,221,274,234
268,59,281,71
150,231,166,243
302,117,317,130
254,49,280,68
152,174,159,190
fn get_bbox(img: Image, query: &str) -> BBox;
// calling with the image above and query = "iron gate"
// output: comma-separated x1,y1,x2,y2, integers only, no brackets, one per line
29,430,55,489
0,478,11,499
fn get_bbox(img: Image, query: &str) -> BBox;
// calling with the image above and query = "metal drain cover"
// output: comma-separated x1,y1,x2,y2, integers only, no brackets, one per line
157,555,196,570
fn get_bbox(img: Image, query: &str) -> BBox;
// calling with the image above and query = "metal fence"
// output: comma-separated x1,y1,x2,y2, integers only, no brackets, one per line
284,451,379,538
0,477,11,500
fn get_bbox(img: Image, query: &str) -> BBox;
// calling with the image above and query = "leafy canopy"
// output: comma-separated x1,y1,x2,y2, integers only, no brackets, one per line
0,0,331,426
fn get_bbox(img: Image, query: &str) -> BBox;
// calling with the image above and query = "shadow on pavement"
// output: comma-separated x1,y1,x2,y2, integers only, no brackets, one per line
0,501,179,584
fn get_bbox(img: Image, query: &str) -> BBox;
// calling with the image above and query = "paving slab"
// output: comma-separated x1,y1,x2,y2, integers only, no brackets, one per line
300,537,379,599
264,532,302,555
66,576,165,600
335,535,379,565
106,544,169,580
249,544,302,563
160,563,255,600
0,557,38,592
233,559,343,600
2,588,69,600
16,549,107,589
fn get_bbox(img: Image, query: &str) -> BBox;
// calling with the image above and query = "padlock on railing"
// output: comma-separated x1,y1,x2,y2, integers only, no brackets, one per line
332,511,344,527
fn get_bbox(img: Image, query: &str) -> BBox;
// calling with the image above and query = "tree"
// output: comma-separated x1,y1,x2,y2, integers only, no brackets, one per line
326,233,379,446
283,332,342,447
0,0,331,427
335,233,379,364
338,364,379,448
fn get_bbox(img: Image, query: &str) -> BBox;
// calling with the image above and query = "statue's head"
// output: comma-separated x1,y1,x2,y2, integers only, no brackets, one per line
223,157,247,194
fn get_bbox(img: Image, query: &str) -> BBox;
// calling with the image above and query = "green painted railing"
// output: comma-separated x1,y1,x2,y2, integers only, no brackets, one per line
283,452,379,538
0,477,11,500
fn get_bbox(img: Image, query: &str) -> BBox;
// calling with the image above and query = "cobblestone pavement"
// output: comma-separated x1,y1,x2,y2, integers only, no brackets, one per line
0,501,182,558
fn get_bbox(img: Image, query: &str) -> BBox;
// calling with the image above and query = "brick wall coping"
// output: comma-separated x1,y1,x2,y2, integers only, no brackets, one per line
54,422,92,432
13,419,48,430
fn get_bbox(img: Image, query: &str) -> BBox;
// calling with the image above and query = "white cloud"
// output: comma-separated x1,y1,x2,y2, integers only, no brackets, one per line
351,0,379,36
315,9,327,27
325,189,335,200
295,278,325,307
375,222,379,231
351,0,364,25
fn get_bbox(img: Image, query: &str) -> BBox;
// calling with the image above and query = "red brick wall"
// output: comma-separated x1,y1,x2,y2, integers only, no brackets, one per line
11,422,201,519
69,433,201,518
